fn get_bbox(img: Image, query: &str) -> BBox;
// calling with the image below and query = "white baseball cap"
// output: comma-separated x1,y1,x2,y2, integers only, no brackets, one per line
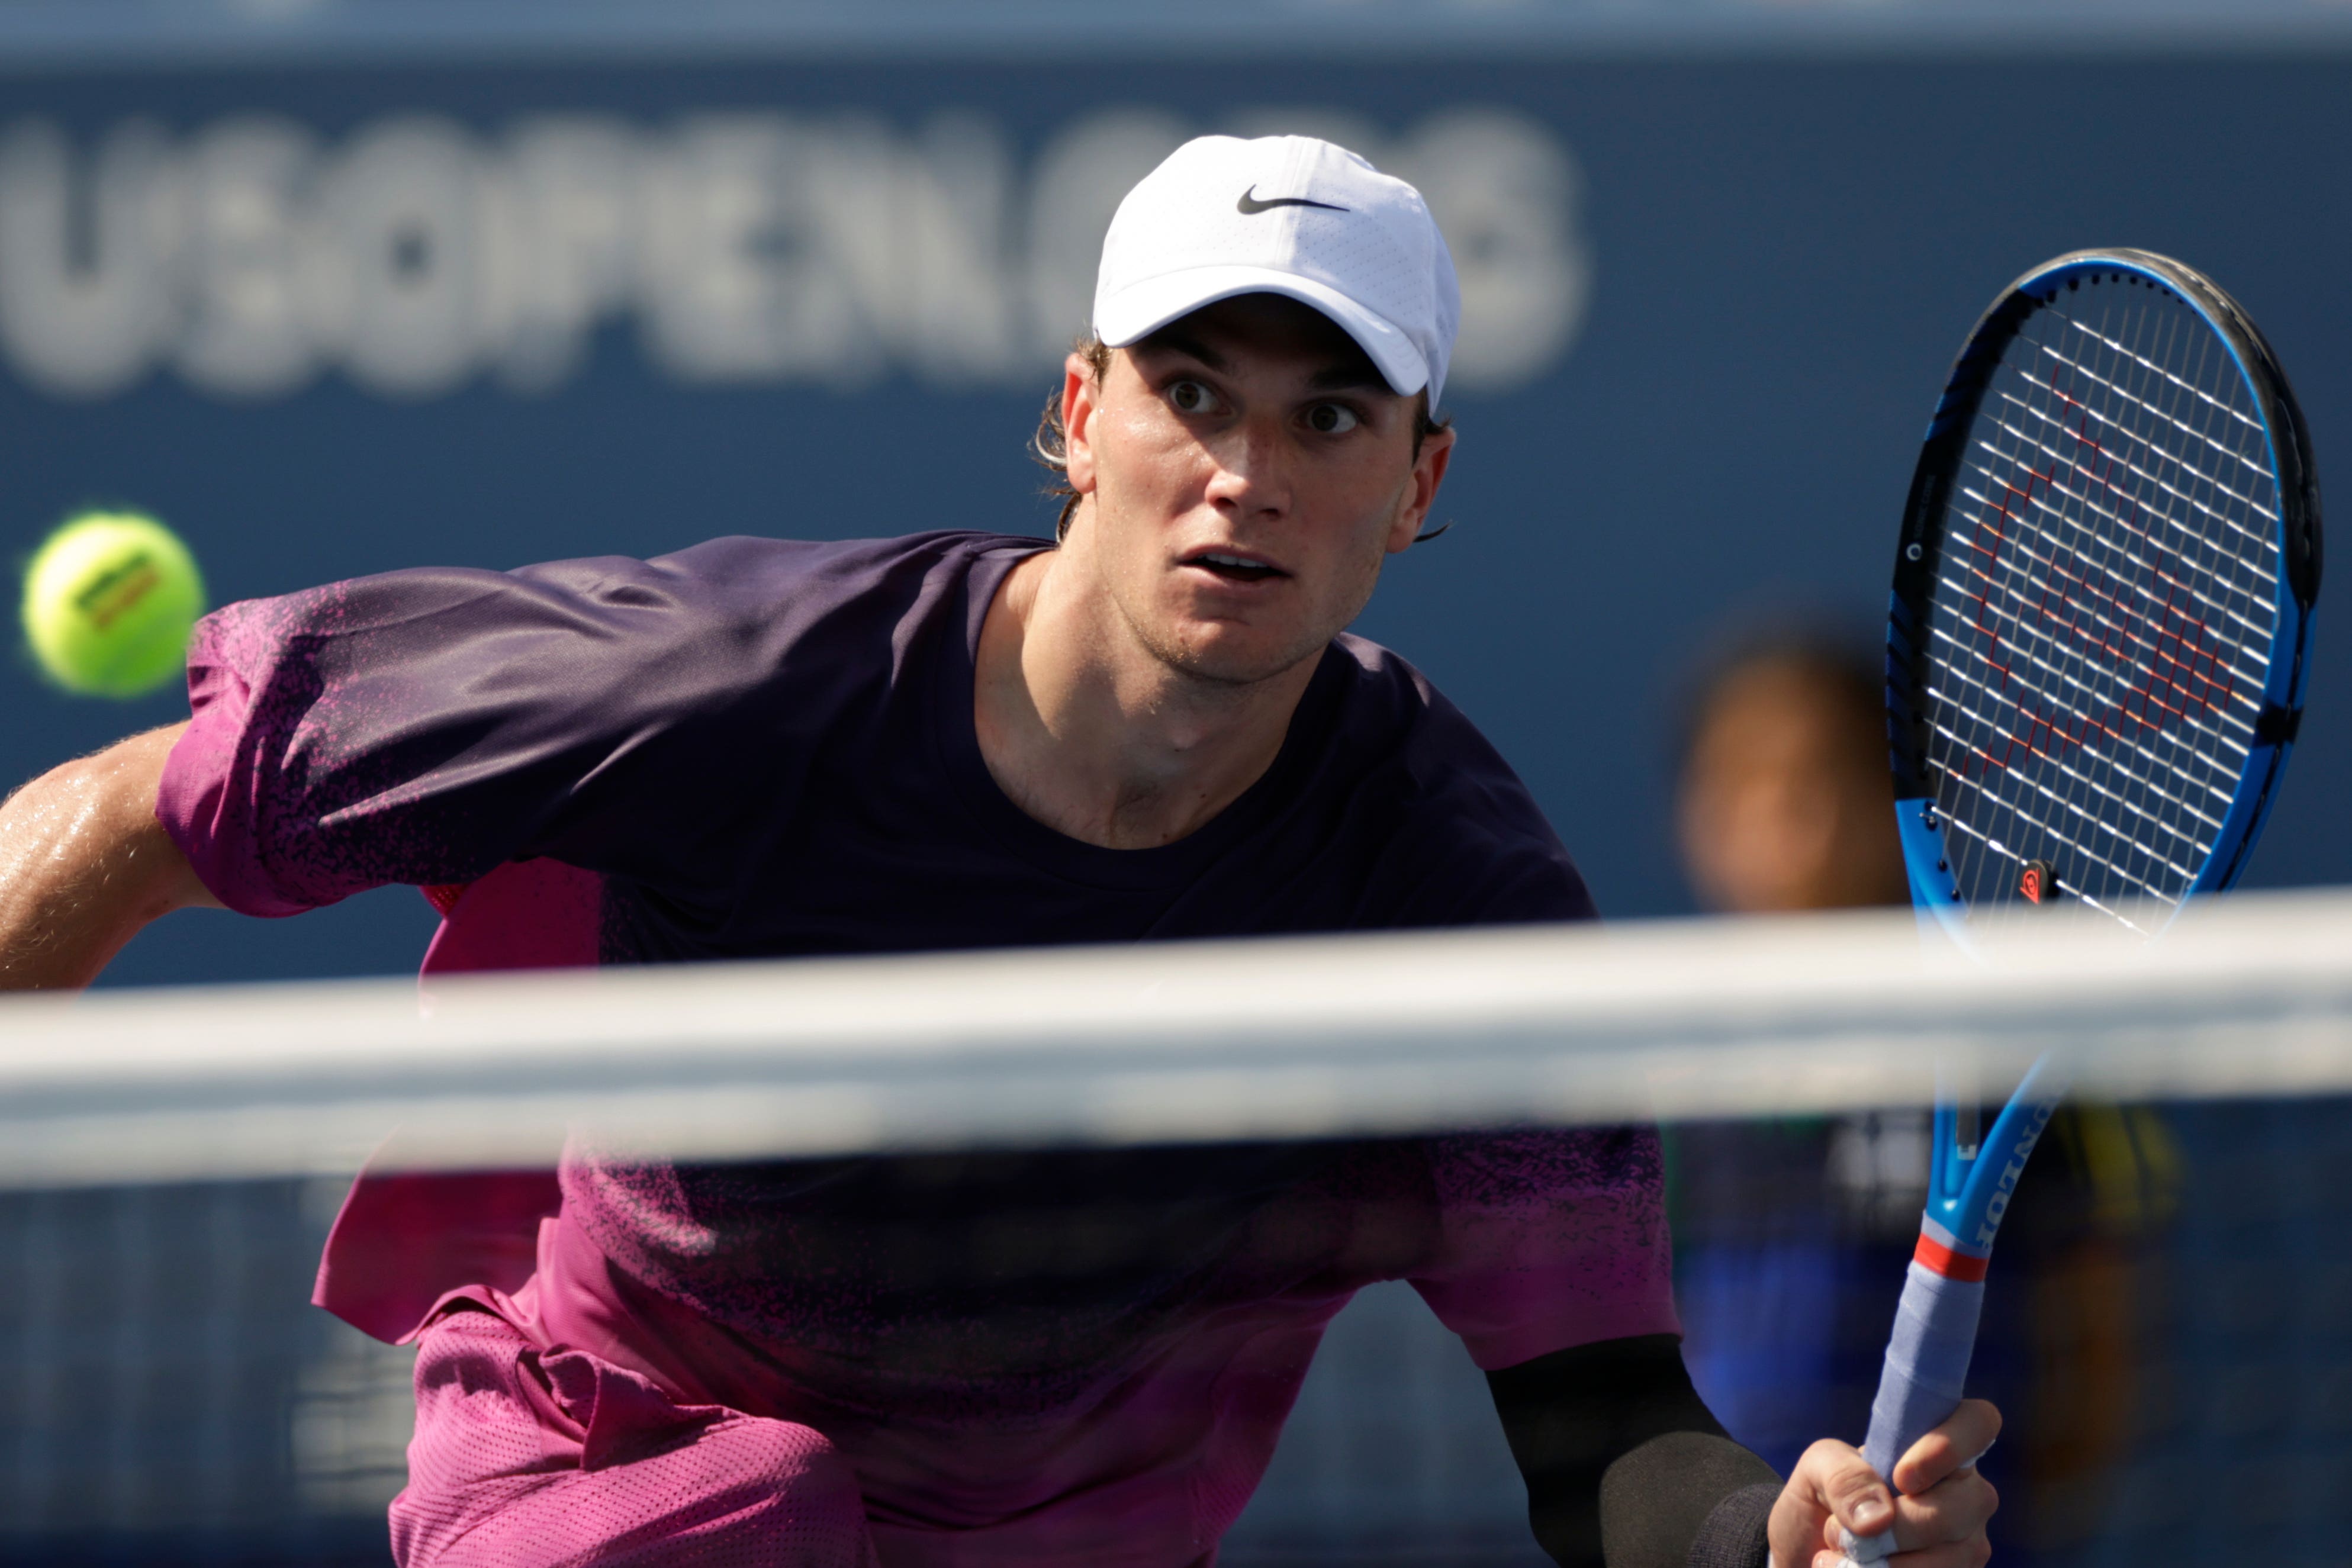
1092,134,1462,408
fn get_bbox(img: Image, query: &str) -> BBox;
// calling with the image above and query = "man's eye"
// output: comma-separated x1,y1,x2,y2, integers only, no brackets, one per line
1170,381,1212,413
1306,403,1360,434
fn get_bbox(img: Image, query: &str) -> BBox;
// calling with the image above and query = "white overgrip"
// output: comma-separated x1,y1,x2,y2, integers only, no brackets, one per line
1839,1257,1986,1565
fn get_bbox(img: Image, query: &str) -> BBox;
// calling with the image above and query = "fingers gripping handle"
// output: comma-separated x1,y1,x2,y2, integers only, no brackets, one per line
1841,1258,1986,1565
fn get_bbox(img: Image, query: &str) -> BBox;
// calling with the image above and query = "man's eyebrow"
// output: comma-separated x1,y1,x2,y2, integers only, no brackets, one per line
1132,332,1387,392
1135,329,1229,373
1307,362,1389,392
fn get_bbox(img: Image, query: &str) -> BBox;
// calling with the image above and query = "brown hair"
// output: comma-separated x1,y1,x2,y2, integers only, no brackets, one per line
1031,331,1452,543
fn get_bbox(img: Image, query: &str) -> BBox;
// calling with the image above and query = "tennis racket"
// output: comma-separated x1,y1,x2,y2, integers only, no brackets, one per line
1848,249,2321,1561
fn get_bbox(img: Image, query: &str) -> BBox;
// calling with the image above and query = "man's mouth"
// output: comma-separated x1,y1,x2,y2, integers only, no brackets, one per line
1182,549,1287,584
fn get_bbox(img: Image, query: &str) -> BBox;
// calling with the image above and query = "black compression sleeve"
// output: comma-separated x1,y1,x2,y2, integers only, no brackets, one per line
1485,1334,1781,1568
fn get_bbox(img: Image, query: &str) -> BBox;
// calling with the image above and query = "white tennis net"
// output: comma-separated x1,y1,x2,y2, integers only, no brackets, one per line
7,887,2352,1188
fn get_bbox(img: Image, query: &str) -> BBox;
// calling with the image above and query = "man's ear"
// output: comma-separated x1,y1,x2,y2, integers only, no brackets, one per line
1064,352,1104,497
1388,424,1456,555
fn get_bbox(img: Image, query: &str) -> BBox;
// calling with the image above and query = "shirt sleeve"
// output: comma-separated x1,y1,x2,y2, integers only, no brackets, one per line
156,536,903,917
1325,639,1601,933
1407,1125,1681,1371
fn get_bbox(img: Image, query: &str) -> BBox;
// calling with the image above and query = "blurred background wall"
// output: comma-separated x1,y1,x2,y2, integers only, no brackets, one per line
4,1,2348,987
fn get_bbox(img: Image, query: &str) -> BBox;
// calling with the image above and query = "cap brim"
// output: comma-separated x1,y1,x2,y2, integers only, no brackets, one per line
1095,265,1430,398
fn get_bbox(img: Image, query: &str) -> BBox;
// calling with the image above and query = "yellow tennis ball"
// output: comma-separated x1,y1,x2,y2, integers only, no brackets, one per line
20,510,207,698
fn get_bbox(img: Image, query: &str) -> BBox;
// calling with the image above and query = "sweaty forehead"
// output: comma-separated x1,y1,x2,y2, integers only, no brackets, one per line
1132,294,1388,392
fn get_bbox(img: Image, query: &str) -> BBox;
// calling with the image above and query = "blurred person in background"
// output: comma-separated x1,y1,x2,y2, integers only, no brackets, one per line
1671,629,2179,1563
1676,635,1908,918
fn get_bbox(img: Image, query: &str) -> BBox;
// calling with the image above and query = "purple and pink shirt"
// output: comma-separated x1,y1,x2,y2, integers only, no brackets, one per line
157,530,1677,1566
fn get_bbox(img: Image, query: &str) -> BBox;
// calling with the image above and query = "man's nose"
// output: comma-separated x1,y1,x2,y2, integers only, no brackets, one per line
1203,417,1292,518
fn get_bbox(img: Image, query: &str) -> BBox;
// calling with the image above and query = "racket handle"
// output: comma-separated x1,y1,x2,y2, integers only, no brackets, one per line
1864,1257,1986,1477
1839,1256,1987,1565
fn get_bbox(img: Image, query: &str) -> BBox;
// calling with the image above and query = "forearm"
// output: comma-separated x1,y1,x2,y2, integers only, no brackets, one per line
1489,1334,1780,1568
0,723,217,990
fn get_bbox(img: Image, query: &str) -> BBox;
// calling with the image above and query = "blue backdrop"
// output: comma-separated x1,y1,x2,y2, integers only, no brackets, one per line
3,53,2344,986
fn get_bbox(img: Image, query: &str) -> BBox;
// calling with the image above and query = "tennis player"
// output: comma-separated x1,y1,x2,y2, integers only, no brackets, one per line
0,136,1995,1568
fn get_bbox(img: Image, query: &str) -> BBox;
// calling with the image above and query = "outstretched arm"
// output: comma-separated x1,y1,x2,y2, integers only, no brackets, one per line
0,723,218,990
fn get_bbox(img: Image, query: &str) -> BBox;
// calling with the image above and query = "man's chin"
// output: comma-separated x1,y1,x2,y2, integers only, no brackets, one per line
1149,626,1325,690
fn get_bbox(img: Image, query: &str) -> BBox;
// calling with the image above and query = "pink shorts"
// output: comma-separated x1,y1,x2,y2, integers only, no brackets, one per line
392,1308,879,1568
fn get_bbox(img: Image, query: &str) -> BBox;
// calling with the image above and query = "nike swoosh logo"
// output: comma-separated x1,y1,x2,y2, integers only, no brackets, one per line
1236,186,1349,215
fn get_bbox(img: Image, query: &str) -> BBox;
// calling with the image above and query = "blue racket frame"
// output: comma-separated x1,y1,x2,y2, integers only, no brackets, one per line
1890,249,2319,943
1890,249,2319,1250
1851,250,2322,1541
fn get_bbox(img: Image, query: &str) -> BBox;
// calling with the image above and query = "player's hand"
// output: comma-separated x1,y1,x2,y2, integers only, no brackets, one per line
1766,1398,2000,1568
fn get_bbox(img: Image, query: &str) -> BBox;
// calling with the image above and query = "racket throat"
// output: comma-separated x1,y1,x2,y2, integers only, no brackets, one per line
1925,1058,2072,1258
1935,1062,1984,1192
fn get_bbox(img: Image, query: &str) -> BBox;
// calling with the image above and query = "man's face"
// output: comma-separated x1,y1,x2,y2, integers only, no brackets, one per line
1058,294,1453,687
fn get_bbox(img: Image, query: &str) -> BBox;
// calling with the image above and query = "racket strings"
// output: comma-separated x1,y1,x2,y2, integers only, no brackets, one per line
1941,459,2258,765
1928,547,2250,807
2005,359,2280,567
2048,309,2274,484
1938,381,2245,910
1923,282,2282,924
1925,687,2202,900
1991,319,2272,679
1940,471,2253,751
1952,373,2254,771
1996,331,2282,617
1931,807,2158,932
1974,389,2278,641
1925,652,2226,845
1939,302,2270,916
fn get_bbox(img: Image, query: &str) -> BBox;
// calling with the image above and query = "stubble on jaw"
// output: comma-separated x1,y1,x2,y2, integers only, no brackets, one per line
1083,467,1408,696
1110,587,1321,693
1101,545,1385,697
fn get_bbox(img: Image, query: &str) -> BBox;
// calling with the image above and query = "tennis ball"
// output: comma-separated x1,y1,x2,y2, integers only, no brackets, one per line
20,510,207,698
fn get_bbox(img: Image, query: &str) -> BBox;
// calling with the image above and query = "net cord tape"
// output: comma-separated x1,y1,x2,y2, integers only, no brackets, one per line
6,889,2352,1187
